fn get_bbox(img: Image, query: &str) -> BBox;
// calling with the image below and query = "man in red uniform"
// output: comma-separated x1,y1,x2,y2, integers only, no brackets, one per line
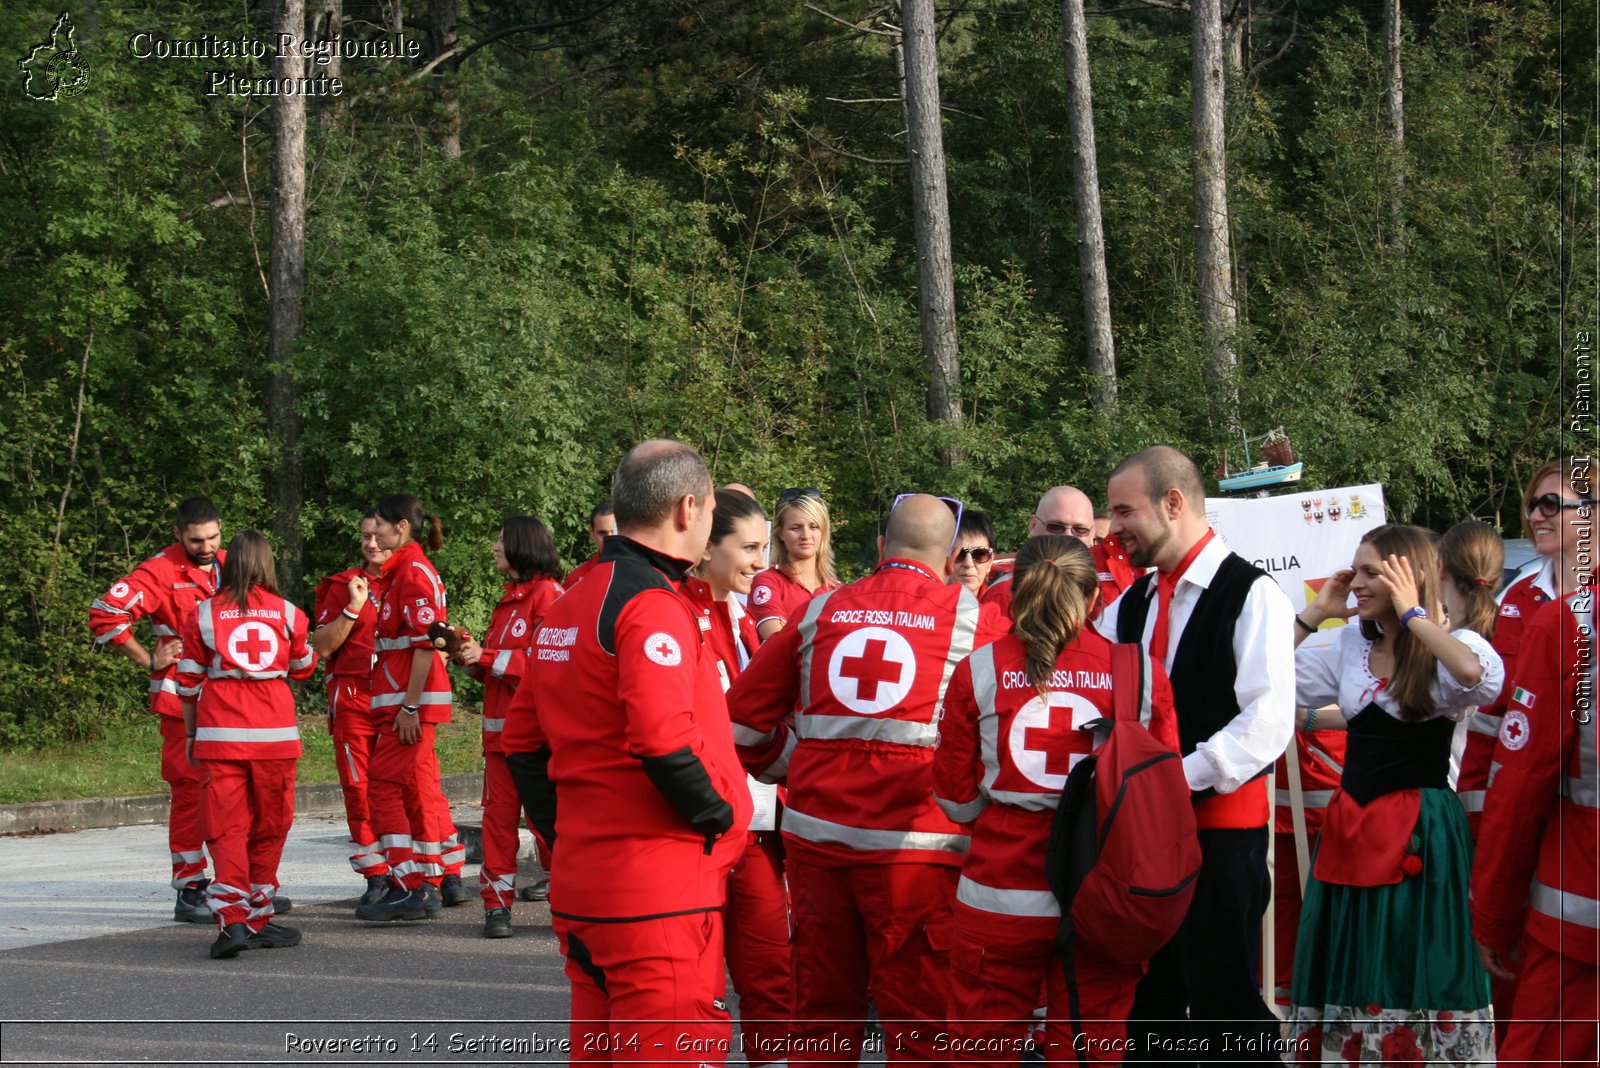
982,485,1136,623
1473,583,1600,1066
727,494,1006,1064
88,496,229,922
312,512,392,905
564,498,616,589
520,440,751,1063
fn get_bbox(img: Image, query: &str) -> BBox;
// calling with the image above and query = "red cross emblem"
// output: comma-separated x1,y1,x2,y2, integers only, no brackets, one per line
827,627,916,714
1021,707,1078,780
1008,692,1099,789
840,639,903,701
1500,709,1531,752
644,632,682,667
227,622,279,671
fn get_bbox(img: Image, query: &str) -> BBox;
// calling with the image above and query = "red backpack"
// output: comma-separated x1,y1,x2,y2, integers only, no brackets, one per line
1045,642,1200,966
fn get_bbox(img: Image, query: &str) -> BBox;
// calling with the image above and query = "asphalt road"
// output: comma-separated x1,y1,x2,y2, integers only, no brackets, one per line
0,814,585,1066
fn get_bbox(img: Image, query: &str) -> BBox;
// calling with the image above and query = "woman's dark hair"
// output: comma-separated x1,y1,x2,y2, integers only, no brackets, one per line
710,488,766,546
1439,520,1504,640
501,515,563,583
1010,536,1098,694
218,530,279,607
956,509,995,548
375,493,443,551
1358,524,1443,721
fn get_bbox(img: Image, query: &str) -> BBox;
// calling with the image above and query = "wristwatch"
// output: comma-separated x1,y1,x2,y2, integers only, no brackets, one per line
400,704,420,716
1399,606,1429,630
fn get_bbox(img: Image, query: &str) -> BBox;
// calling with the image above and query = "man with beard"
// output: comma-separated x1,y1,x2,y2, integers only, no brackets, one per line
1098,446,1295,1064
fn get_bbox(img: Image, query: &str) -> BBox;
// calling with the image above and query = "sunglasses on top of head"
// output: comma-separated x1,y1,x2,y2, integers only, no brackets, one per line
1526,492,1596,519
890,493,966,552
778,487,823,505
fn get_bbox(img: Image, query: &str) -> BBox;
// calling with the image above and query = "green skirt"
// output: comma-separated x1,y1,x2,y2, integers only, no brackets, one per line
1286,788,1494,1065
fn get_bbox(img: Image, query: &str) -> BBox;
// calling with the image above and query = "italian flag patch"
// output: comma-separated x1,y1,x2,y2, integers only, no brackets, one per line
1512,686,1535,708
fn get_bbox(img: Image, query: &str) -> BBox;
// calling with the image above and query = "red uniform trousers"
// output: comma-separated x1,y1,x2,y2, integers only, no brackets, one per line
724,832,793,1065
328,680,387,877
201,757,296,931
479,750,523,908
948,904,1143,1065
1272,832,1302,1006
1497,937,1599,1067
369,722,459,889
556,909,734,1065
788,857,957,1065
158,715,208,889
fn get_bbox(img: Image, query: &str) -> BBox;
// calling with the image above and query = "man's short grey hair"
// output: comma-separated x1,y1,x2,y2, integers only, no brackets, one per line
612,439,711,527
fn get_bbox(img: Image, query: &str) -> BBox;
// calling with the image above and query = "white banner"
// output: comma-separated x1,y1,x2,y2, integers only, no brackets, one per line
1205,484,1387,645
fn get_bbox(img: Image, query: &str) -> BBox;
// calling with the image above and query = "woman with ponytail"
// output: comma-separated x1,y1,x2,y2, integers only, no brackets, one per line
1287,523,1505,1064
176,530,316,958
933,536,1178,1063
356,494,466,921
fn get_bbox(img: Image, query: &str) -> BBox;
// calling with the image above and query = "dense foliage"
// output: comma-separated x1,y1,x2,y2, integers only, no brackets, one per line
2,1,1589,744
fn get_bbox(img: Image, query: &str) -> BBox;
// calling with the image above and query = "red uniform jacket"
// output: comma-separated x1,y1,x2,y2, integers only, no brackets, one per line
683,577,761,689
934,631,1177,916
89,545,225,718
176,588,316,760
471,575,563,753
1472,589,1600,964
1273,731,1346,836
748,567,839,632
1459,565,1555,835
372,541,451,723
523,536,752,919
727,558,1008,868
313,567,382,688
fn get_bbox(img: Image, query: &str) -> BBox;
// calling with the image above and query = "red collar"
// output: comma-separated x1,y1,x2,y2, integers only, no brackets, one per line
381,539,427,578
1158,529,1215,593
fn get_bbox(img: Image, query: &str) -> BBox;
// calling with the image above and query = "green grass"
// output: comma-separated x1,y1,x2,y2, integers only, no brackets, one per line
0,714,486,805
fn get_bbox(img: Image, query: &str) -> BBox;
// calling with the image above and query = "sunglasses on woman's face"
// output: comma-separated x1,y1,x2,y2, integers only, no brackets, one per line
1526,492,1596,519
955,546,994,564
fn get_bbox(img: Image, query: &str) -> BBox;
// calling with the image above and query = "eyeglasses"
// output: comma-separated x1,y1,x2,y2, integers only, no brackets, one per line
1527,492,1596,519
955,546,994,564
891,493,966,551
1034,515,1095,540
778,487,823,504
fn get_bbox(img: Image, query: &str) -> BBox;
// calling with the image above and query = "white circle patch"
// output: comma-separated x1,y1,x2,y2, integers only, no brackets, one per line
827,626,916,714
227,622,280,672
417,606,436,626
110,581,131,599
645,632,683,666
1007,692,1101,790
1500,709,1531,752
511,618,528,638
752,585,772,606
382,602,393,620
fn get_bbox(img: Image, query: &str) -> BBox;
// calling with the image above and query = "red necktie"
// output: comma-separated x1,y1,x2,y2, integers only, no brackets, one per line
1150,530,1215,665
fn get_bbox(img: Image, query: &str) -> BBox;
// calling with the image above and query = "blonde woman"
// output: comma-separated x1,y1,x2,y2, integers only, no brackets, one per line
749,488,841,641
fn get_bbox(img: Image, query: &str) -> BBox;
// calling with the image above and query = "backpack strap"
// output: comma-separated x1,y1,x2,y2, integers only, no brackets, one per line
1109,641,1152,728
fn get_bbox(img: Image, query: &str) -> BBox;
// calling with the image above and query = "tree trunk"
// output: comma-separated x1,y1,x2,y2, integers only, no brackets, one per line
429,0,461,159
1190,0,1239,433
308,0,342,110
1060,0,1117,410
899,0,962,467
1383,0,1405,252
269,0,307,597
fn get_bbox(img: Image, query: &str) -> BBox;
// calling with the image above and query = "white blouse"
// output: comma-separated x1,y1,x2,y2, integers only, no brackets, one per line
1294,624,1504,724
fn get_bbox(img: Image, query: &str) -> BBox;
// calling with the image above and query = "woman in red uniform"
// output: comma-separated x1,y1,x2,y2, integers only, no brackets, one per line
749,488,840,641
683,488,793,1063
934,536,1178,1063
176,530,317,959
356,494,462,922
450,515,565,938
312,510,392,905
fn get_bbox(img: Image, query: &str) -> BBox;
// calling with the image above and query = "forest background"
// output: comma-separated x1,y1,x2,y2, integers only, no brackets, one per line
2,0,1593,747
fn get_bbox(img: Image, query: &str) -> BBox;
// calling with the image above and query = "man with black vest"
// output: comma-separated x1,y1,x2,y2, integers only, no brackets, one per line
1098,446,1294,1063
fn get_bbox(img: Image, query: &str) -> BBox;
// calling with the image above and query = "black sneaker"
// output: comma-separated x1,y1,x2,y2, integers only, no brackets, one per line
439,874,470,906
483,908,513,939
520,877,550,903
175,880,212,924
359,875,390,906
419,881,445,918
356,883,436,922
270,894,292,916
245,922,302,950
209,922,250,959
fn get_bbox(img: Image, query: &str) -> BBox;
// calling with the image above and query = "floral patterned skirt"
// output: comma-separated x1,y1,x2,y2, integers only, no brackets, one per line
1286,789,1495,1065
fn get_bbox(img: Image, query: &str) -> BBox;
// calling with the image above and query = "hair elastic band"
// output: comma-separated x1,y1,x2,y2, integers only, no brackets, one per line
1471,577,1492,587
